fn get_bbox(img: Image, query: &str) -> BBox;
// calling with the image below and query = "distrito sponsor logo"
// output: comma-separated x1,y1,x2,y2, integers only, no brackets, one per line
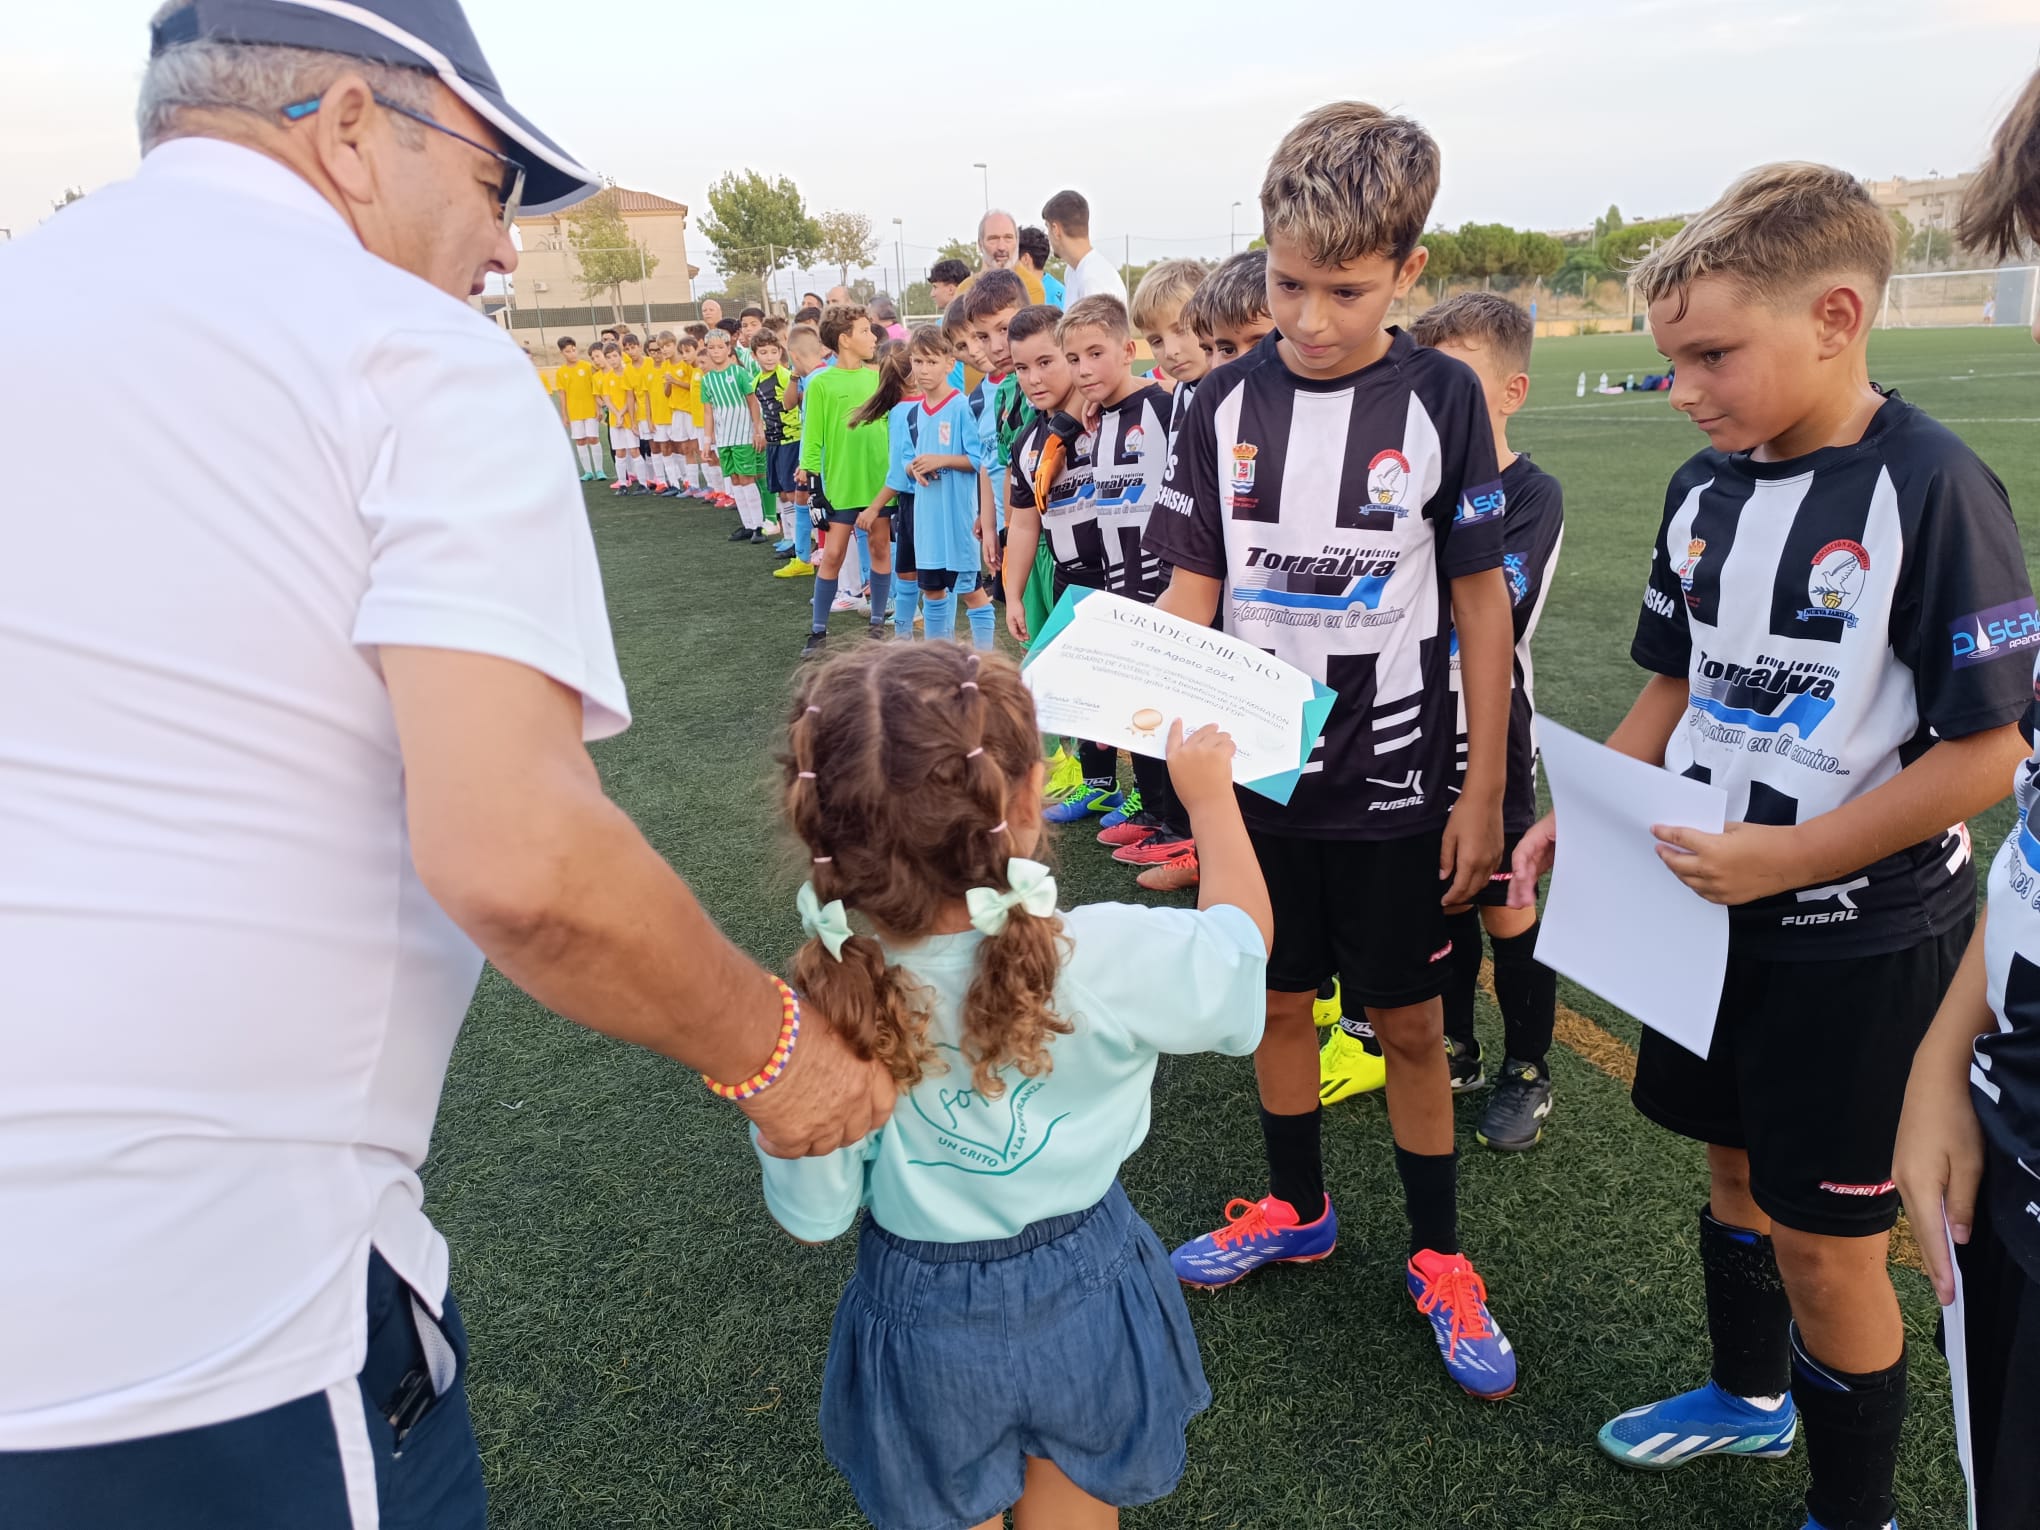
1951,597,2040,669
1455,478,1506,525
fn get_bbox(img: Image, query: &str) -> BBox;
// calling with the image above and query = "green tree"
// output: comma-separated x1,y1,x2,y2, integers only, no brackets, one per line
936,237,982,273
904,280,935,316
1553,244,1610,297
1600,216,1687,270
1247,235,1266,252
699,272,766,310
816,210,878,285
567,189,658,319
1455,222,1522,281
1593,204,1624,243
1887,207,1914,261
1420,229,1462,289
1517,231,1565,283
697,170,820,293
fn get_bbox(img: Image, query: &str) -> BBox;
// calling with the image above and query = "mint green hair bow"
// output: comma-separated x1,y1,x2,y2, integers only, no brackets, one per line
797,881,852,960
964,858,1058,937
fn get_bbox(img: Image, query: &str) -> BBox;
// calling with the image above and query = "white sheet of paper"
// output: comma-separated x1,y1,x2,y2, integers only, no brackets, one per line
1533,718,1730,1059
1021,590,1325,798
1943,1208,1980,1530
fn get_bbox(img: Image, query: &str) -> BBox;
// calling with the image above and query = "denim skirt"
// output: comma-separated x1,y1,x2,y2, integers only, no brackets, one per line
821,1180,1210,1530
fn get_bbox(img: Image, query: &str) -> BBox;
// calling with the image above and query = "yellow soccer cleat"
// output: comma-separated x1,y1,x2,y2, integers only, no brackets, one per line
772,557,816,579
1313,977,1343,1028
1319,1024,1387,1104
1045,746,1084,800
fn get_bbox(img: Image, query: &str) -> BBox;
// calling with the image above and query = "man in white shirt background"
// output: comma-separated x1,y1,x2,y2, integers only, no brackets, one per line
0,2,891,1525
1043,188,1129,307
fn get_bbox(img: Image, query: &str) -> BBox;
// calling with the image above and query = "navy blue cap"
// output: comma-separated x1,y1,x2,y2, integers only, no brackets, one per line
150,0,598,214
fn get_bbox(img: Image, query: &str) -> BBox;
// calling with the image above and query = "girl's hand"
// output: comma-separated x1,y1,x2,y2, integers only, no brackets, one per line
1508,813,1556,908
1166,720,1238,815
1895,1054,1987,1305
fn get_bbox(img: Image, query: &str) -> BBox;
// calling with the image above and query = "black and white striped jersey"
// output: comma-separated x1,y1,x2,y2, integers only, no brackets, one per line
1146,330,1506,838
1447,454,1566,834
1632,391,2034,959
1167,376,1199,450
1012,383,1172,600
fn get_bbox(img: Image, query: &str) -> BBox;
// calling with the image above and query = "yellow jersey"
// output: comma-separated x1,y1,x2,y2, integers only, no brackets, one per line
645,362,676,428
624,357,653,413
598,370,636,424
669,362,706,426
556,359,599,420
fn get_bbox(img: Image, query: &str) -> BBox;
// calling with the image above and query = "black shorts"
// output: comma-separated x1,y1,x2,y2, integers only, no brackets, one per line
1471,830,1528,908
893,490,916,571
1632,919,1971,1237
767,442,802,495
1250,828,1452,1010
1953,1146,2040,1530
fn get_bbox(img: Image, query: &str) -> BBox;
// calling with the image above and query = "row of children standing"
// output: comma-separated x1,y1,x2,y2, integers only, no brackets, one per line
737,85,2040,1530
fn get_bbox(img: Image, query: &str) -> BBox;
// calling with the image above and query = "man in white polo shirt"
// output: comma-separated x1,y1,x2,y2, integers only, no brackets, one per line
1042,188,1128,307
0,3,891,1525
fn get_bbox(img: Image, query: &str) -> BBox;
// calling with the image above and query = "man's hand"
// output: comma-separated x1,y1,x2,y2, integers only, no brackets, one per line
741,1002,898,1158
1439,792,1504,908
1508,814,1556,908
1652,821,1805,905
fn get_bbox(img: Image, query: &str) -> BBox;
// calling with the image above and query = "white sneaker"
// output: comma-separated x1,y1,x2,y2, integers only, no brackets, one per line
831,593,864,614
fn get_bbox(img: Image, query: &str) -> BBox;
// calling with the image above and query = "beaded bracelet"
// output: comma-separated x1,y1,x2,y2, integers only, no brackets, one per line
702,977,802,1102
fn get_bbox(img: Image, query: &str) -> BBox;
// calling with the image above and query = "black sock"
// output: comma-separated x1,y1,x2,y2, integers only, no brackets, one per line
1699,1206,1792,1398
1441,909,1482,1056
1792,1323,1906,1530
1490,921,1557,1070
1077,739,1116,790
1258,1105,1324,1222
1395,1145,1459,1257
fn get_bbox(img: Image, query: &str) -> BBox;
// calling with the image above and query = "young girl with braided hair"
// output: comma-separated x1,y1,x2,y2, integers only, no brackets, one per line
755,643,1272,1530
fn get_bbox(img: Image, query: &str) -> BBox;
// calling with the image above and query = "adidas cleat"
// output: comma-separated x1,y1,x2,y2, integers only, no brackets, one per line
1597,1380,1796,1471
1408,1249,1516,1399
1319,1023,1387,1104
1172,1194,1337,1288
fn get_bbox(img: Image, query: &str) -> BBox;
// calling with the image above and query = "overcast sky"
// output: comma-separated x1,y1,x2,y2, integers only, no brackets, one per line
5,0,2035,283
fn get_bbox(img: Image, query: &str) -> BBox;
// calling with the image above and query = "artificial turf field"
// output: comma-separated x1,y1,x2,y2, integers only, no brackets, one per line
430,326,2040,1530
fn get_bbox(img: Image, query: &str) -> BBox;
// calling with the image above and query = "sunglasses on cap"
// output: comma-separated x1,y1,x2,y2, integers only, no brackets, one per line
282,92,524,229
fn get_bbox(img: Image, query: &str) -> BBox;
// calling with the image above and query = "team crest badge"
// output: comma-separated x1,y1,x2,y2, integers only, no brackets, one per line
939,421,952,446
1231,442,1258,492
1367,449,1412,515
1798,539,1869,627
1676,537,1707,592
1125,425,1145,453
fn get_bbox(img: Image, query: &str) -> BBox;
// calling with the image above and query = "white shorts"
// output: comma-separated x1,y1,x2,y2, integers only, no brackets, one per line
610,426,638,451
570,417,598,441
649,424,672,443
676,418,701,445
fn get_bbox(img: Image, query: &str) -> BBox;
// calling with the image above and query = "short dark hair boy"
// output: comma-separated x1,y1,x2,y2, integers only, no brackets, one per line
1404,291,1564,1150
1145,102,1520,1405
1189,248,1273,363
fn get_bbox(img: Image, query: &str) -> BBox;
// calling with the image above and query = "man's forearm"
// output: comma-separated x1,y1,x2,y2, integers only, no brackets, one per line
1789,725,2026,888
467,790,781,1085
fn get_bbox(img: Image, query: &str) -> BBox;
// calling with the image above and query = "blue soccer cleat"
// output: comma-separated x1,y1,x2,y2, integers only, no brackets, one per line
1597,1379,1797,1470
1098,788,1145,830
1044,785,1122,824
1407,1249,1517,1399
1172,1194,1337,1288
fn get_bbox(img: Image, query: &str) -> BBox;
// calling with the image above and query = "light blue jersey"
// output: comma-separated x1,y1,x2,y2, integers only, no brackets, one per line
756,902,1267,1243
887,390,984,574
968,375,1006,532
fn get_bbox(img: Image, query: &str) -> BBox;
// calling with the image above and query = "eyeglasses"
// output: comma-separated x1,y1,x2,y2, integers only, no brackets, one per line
282,92,525,230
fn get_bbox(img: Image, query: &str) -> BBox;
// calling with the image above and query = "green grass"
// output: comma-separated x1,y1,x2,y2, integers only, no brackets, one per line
427,327,2040,1529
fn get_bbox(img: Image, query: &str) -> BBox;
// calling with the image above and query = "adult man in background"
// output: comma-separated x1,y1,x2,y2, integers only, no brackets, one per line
1043,188,1127,306
0,2,890,1524
970,207,1044,304
699,295,724,328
